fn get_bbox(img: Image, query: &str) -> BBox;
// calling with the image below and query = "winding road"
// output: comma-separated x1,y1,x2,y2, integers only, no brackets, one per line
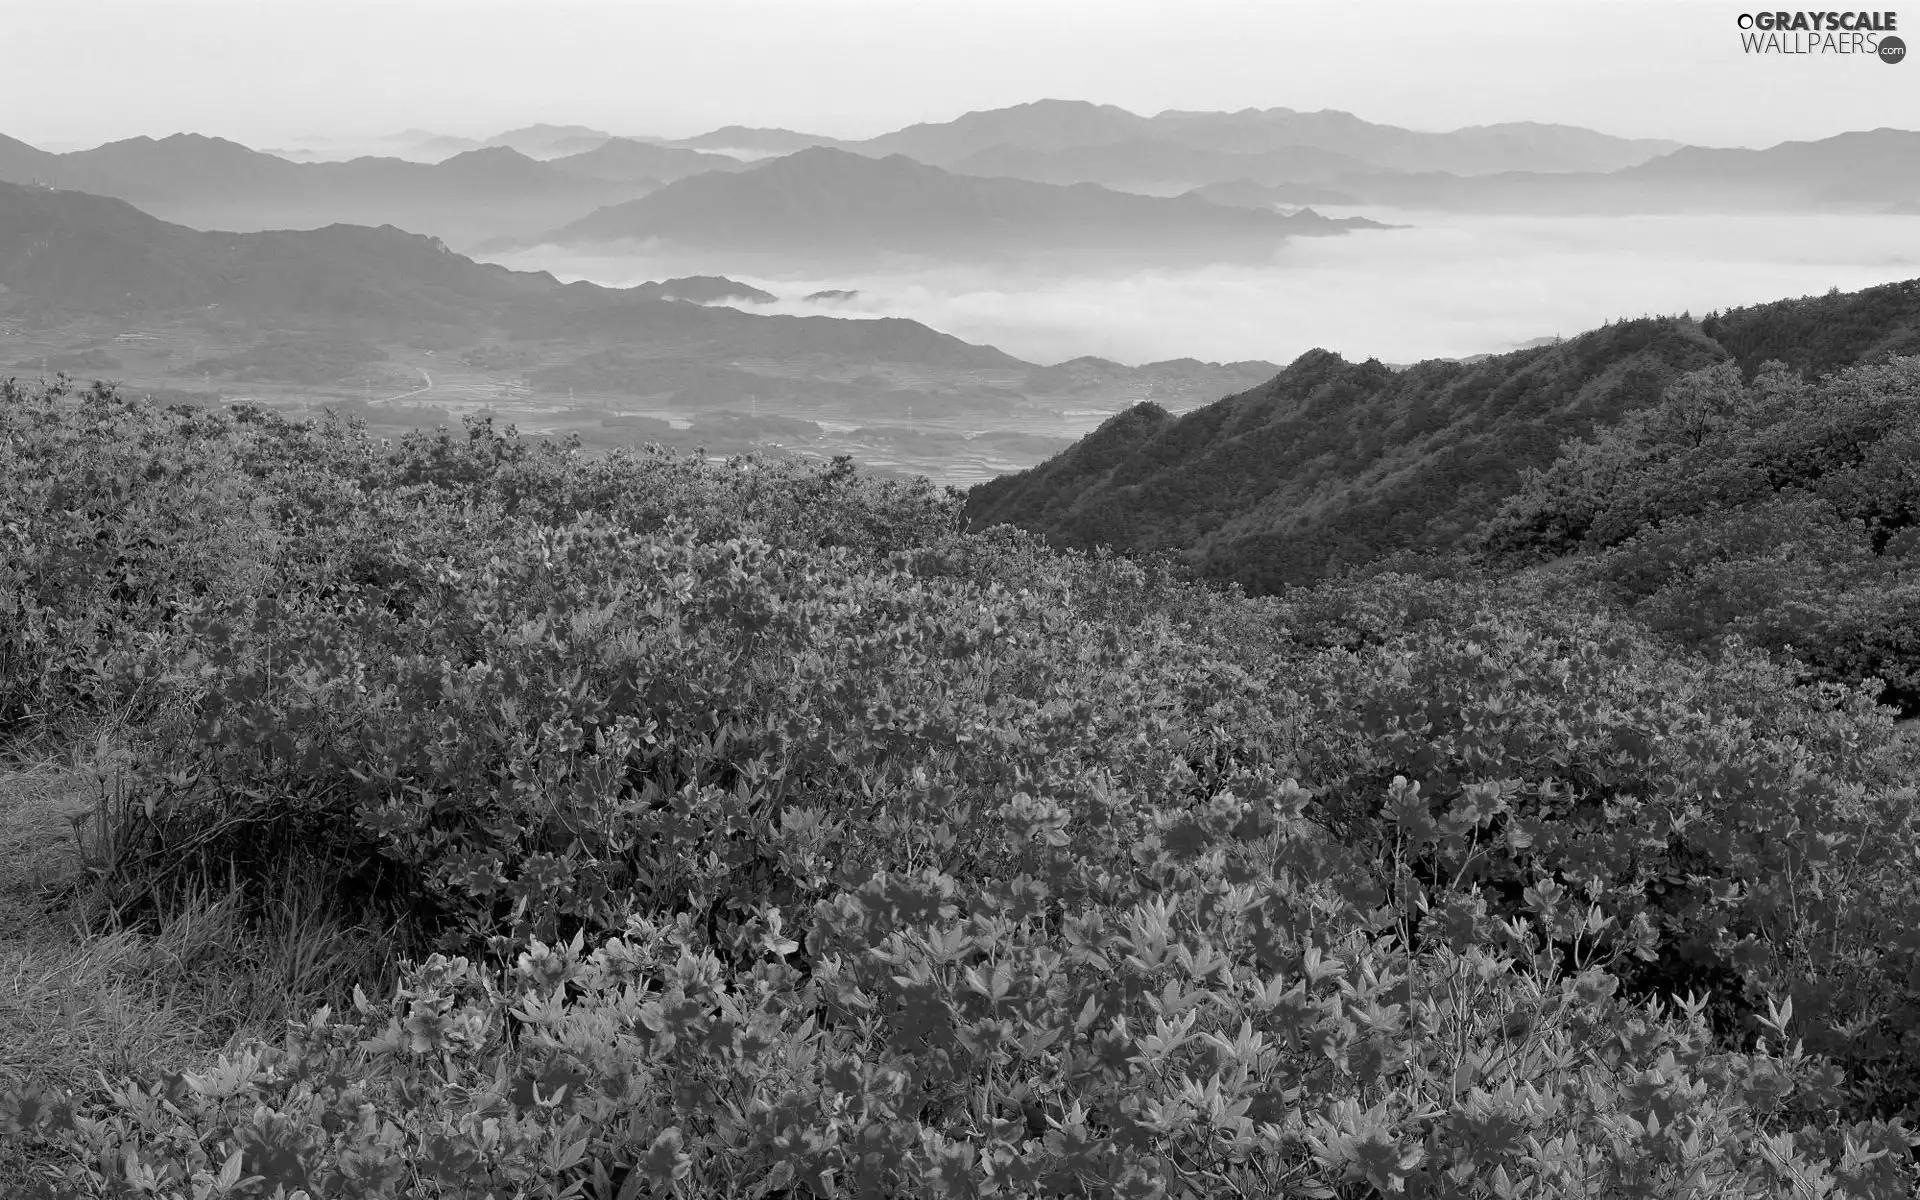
385,368,433,402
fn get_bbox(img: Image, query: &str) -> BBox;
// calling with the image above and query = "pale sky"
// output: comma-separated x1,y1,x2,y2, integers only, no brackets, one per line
2,0,1914,150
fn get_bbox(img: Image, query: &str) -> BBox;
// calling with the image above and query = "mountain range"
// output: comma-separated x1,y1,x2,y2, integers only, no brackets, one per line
365,124,626,161
1319,128,1920,213
0,178,1013,365
0,132,681,250
664,126,847,155
856,99,1685,176
5,102,1915,264
261,104,1683,178
887,104,1917,213
0,178,1284,459
535,146,1389,267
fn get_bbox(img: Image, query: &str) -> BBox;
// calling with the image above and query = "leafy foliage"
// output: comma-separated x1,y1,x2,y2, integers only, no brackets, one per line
1485,356,1920,713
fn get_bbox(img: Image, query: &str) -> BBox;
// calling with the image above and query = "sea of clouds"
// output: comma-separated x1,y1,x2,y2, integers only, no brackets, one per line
490,210,1920,367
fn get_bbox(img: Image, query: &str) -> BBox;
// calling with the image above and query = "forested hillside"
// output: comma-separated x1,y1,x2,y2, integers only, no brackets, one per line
2,377,1918,1196
967,278,1920,595
967,317,1728,588
1702,277,1920,378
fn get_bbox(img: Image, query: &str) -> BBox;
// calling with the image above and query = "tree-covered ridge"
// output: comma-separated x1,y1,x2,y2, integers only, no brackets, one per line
966,317,1726,590
2,379,1919,1196
965,277,1920,598
1702,278,1920,380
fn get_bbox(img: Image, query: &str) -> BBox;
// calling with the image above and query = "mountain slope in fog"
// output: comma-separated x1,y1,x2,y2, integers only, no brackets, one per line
947,138,1366,191
849,98,1681,176
0,132,665,249
629,275,777,305
966,278,1920,591
1148,110,1684,173
0,180,535,325
547,137,748,184
0,179,1018,370
1336,129,1920,213
857,100,1148,164
542,145,1383,265
666,126,848,154
1187,178,1362,208
1612,128,1920,206
481,123,615,158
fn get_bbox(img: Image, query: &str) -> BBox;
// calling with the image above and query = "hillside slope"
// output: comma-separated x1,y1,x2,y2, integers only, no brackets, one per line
0,179,1023,373
966,278,1920,591
967,319,1726,589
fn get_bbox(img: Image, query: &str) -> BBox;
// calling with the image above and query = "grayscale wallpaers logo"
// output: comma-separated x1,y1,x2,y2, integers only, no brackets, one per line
1736,10,1904,58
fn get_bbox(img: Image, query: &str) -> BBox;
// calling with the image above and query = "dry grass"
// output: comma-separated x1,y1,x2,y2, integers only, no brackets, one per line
1,895,254,1093
0,736,404,1189
0,750,90,944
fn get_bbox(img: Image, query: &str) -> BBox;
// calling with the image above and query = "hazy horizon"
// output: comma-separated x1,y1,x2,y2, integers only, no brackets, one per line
5,1,1914,152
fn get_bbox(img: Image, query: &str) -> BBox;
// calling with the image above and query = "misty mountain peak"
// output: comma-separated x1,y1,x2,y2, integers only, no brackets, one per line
102,132,268,157
440,145,541,166
993,98,1140,117
779,146,922,170
488,123,612,141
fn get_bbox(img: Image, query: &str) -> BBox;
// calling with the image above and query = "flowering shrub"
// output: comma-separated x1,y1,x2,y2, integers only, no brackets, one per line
11,773,1916,1198
1282,571,1920,1119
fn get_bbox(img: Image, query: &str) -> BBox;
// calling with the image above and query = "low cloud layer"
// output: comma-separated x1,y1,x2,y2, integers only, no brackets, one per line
494,210,1920,367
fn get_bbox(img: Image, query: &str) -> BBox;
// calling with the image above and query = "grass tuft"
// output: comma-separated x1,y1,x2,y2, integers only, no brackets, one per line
1,749,401,1190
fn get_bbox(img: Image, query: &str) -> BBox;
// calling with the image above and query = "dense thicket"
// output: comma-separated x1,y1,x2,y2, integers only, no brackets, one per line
3,377,1918,1197
1484,356,1920,713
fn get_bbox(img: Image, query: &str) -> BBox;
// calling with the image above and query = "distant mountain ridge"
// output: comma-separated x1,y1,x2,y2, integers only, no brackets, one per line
0,178,1016,372
538,145,1387,267
1611,127,1920,207
482,123,615,158
1321,128,1920,213
863,102,1917,212
353,102,1681,177
849,98,1683,177
0,132,671,250
550,137,746,185
631,276,777,305
665,127,847,154
0,176,1343,464
6,106,1912,254
0,177,1332,402
947,138,1366,192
